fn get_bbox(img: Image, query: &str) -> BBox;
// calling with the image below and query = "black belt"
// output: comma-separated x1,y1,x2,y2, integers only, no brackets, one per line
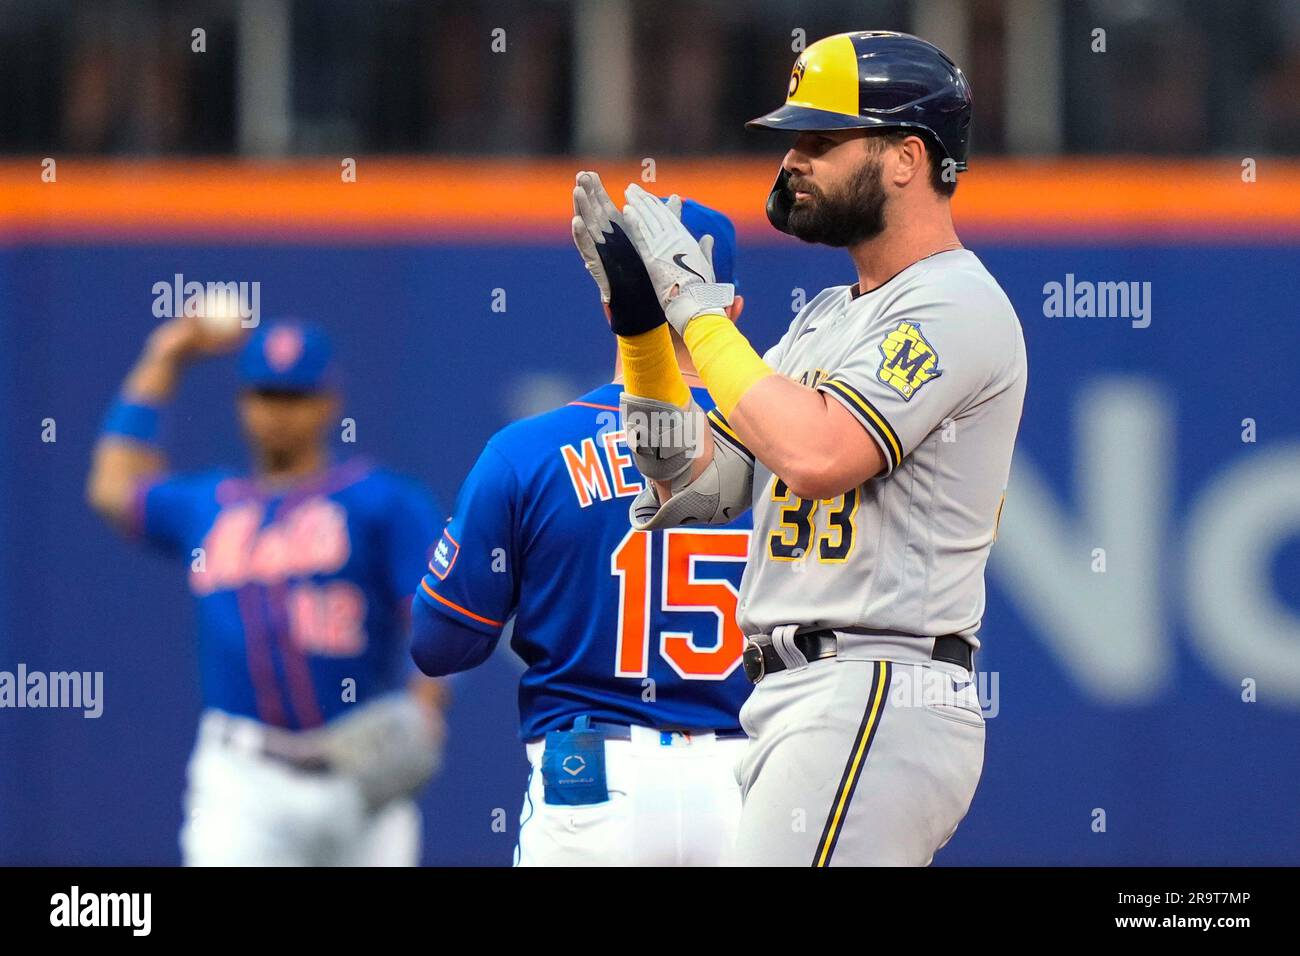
213,718,334,774
741,630,973,684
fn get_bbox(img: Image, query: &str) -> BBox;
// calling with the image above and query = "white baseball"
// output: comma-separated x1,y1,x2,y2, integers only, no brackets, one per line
198,288,246,334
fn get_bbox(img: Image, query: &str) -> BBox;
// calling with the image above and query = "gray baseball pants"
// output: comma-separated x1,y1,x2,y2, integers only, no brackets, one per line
731,638,985,866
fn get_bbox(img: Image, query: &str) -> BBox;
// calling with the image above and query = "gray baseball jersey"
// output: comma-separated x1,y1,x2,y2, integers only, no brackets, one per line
716,249,1026,645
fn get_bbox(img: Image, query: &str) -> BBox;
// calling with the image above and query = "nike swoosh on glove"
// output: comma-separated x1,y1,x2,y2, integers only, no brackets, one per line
621,182,735,335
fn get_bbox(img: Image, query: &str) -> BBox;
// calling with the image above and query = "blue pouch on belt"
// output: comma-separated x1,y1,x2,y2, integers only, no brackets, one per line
541,716,609,806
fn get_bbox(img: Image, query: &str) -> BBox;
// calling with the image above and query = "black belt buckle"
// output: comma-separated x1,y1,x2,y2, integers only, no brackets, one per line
742,637,767,684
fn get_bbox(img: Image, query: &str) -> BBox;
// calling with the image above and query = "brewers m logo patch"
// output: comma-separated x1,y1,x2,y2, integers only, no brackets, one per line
877,321,942,400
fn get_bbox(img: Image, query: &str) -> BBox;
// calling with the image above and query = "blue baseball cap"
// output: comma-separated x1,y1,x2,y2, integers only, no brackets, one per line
239,320,337,393
678,199,739,289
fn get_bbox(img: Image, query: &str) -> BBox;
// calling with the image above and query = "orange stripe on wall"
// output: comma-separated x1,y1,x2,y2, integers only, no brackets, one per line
1,158,1296,242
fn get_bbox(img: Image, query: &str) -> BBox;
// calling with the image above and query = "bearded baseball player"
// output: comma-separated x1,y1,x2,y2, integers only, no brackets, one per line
577,31,1027,866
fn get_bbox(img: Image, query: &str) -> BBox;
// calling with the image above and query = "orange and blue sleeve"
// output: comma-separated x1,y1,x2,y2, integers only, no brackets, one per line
411,443,519,675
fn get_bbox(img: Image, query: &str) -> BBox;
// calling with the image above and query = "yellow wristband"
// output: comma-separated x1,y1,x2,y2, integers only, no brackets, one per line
618,324,691,408
682,313,774,417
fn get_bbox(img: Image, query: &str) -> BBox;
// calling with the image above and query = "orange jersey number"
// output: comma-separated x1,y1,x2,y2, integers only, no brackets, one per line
611,528,750,680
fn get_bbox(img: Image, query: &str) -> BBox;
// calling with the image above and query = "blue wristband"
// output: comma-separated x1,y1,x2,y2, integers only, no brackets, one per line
102,399,162,443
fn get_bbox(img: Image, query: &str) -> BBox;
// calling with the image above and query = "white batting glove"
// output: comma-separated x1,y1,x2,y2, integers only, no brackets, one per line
571,217,609,302
571,171,684,304
621,182,735,336
571,170,629,302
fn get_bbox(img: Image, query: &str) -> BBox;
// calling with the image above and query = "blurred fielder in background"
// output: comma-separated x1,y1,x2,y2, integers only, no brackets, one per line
87,316,448,866
411,191,753,866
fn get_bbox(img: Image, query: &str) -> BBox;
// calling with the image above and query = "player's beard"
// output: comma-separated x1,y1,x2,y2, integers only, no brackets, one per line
784,156,888,247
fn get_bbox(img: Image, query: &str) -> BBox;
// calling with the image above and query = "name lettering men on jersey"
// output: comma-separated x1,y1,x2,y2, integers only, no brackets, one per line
410,196,754,866
582,31,1028,866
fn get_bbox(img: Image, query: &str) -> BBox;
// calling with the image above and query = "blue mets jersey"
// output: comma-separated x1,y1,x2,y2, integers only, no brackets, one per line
416,383,754,740
131,457,443,728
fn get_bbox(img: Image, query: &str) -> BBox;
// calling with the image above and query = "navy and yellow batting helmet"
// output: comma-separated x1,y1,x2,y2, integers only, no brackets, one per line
747,31,973,233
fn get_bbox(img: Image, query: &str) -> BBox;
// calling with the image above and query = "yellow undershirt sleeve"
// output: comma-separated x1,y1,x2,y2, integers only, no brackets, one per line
618,325,692,408
682,313,775,417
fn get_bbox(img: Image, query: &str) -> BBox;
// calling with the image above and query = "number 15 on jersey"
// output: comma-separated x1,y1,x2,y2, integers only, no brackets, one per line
611,528,750,681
